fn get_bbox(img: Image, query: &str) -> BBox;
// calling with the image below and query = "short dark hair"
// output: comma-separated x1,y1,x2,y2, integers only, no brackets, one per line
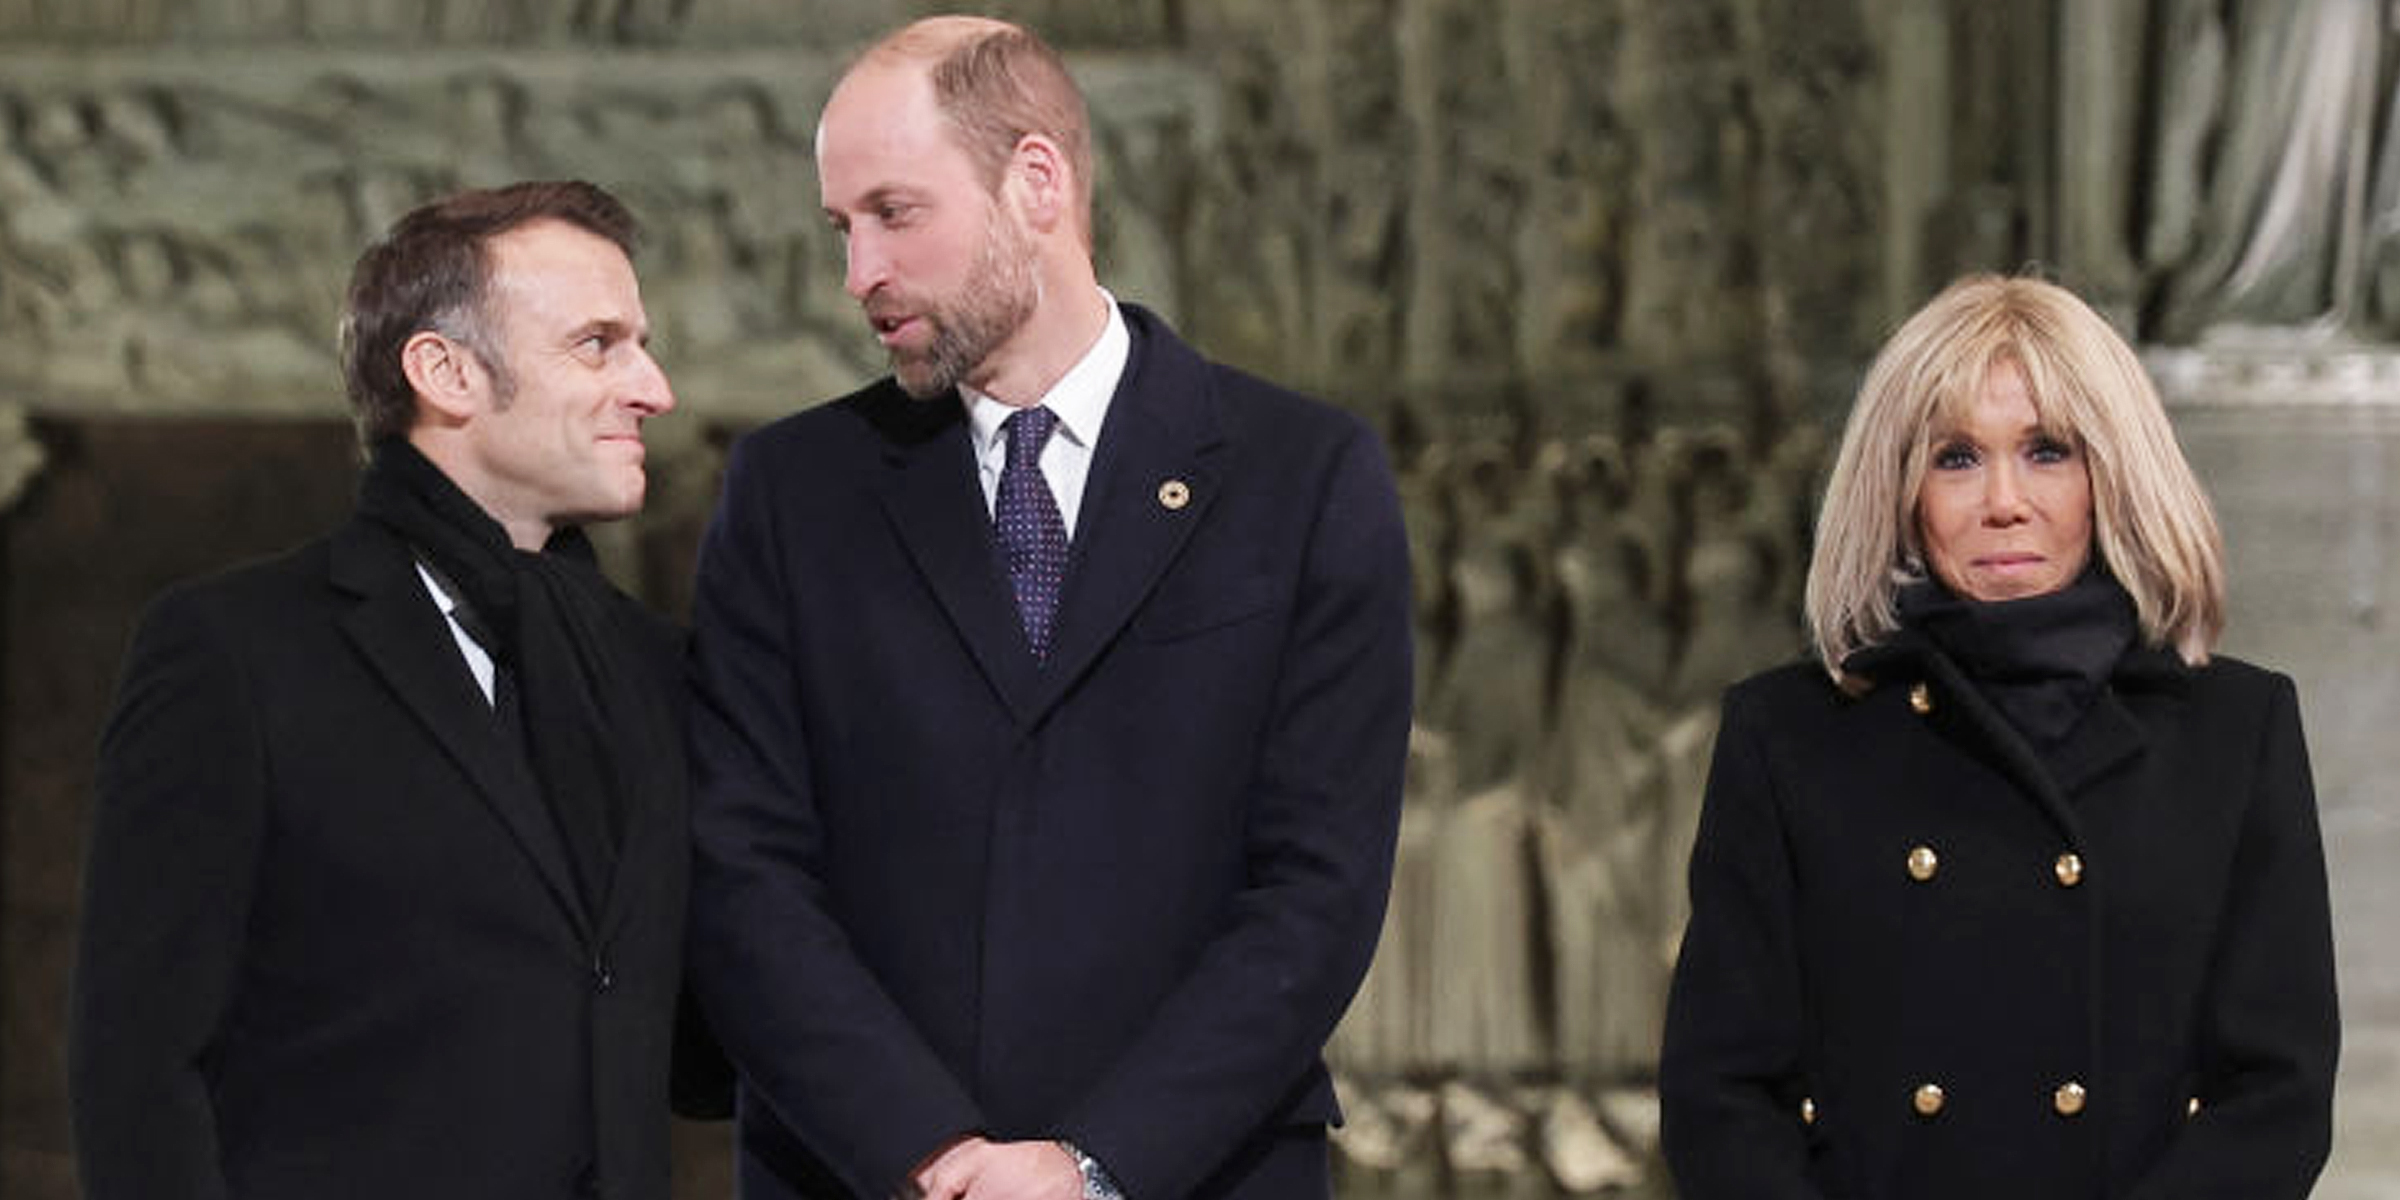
338,180,640,444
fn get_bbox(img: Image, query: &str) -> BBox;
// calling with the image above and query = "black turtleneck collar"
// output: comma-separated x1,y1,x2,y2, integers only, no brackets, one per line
1865,565,2139,746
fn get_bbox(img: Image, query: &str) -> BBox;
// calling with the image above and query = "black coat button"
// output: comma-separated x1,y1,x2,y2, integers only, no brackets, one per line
591,958,615,994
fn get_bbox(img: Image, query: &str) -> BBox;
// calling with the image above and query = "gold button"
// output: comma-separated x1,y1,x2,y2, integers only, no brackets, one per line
1906,845,1939,882
2187,1095,2201,1117
1908,681,1933,714
2054,1081,2087,1116
1912,1083,1945,1116
2054,852,2084,888
1800,1096,1816,1125
1157,479,1191,510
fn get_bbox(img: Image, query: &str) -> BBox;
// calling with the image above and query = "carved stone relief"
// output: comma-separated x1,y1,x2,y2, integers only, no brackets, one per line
0,49,1218,425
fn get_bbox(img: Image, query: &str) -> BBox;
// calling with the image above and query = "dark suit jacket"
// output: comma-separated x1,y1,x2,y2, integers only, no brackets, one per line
1660,640,2339,1200
71,514,692,1200
687,304,1413,1200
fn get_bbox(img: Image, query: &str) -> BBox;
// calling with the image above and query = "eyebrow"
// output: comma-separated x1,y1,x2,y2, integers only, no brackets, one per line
828,184,924,218
567,317,646,347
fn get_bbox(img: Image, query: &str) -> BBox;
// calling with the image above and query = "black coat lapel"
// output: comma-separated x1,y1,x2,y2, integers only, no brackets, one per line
329,521,594,937
1898,644,2154,839
865,389,1049,722
591,614,684,946
1032,312,1224,721
1913,650,2086,842
2049,690,2148,798
2047,647,2181,798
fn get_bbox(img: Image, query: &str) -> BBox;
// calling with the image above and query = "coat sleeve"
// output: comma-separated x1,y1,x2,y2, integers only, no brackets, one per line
1055,421,1414,1200
684,436,985,1198
70,589,261,1200
2125,672,2339,1199
1658,681,1830,1200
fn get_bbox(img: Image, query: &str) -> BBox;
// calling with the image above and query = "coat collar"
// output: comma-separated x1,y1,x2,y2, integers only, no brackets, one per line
866,302,1226,729
1849,633,2186,841
328,518,597,939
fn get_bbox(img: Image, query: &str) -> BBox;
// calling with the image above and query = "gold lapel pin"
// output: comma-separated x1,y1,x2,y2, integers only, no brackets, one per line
1157,479,1191,510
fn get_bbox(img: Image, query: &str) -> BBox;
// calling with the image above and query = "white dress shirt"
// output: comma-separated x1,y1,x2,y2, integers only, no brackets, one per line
416,562,497,705
963,291,1130,540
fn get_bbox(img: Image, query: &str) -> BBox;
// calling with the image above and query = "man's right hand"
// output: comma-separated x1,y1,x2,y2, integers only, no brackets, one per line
910,1135,1083,1200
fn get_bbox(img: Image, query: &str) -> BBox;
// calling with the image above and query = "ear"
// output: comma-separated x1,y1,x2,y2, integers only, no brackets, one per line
1006,132,1074,236
399,330,484,424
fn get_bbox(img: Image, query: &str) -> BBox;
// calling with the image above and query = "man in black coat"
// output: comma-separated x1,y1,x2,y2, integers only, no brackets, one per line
686,16,1413,1200
71,181,692,1199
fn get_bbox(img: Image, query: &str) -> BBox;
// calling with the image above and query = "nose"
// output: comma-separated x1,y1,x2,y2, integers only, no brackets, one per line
844,227,886,301
1982,460,2027,524
626,346,676,417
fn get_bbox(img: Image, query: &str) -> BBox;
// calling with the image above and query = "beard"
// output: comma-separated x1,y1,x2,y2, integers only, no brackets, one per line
887,205,1040,400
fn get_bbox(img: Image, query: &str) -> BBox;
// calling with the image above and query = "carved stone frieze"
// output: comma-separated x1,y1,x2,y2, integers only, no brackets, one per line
0,0,894,48
0,48,1215,421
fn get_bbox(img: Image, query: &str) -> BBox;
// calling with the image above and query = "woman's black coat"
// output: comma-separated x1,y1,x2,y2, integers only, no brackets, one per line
1660,638,2338,1200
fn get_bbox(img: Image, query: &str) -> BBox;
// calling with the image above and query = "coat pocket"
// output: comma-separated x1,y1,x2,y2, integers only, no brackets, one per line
1131,574,1285,642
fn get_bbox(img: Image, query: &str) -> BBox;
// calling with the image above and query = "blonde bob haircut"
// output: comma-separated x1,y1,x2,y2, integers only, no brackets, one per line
1806,274,2225,683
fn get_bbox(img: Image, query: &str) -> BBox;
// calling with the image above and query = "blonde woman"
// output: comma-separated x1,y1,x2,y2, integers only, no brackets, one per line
1660,275,2337,1199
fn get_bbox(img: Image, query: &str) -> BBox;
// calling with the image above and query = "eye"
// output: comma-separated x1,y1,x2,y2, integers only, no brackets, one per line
2028,436,2075,465
1930,441,1979,470
875,201,913,226
571,331,613,363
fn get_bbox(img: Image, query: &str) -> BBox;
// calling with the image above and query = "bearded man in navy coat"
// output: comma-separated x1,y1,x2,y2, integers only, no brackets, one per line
686,15,1413,1200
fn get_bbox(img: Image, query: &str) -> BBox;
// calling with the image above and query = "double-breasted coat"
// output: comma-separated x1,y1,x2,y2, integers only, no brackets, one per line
1660,637,2338,1200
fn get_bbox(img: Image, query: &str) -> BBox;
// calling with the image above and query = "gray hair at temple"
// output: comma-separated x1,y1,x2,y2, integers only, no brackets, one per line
1805,273,2227,683
338,180,641,446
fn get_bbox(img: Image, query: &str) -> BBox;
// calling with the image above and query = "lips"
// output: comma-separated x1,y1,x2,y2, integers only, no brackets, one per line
871,312,922,347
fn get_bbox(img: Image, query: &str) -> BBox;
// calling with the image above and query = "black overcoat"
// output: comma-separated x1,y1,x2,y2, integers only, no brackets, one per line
1660,638,2338,1200
71,515,693,1200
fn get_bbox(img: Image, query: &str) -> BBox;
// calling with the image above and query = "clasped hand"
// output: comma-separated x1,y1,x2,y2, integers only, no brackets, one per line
909,1135,1081,1200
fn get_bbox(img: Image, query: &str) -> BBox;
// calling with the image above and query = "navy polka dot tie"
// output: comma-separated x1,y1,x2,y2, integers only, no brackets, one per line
996,406,1069,659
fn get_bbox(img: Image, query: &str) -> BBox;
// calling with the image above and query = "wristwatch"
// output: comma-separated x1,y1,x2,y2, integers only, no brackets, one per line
1056,1140,1125,1200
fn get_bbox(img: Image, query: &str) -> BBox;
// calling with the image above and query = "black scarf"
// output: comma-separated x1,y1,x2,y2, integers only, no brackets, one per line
357,436,636,913
1894,567,2137,746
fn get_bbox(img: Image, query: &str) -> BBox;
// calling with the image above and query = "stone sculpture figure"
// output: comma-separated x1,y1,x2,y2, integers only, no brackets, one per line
2153,0,2386,338
1534,434,1669,1082
1419,442,1551,1174
1529,435,1659,1194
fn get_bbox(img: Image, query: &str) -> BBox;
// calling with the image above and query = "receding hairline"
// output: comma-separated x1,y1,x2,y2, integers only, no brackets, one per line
817,16,1027,154
856,14,1021,67
821,14,1097,240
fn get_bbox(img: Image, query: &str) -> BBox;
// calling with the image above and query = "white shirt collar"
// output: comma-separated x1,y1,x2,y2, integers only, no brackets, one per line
964,289,1129,458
